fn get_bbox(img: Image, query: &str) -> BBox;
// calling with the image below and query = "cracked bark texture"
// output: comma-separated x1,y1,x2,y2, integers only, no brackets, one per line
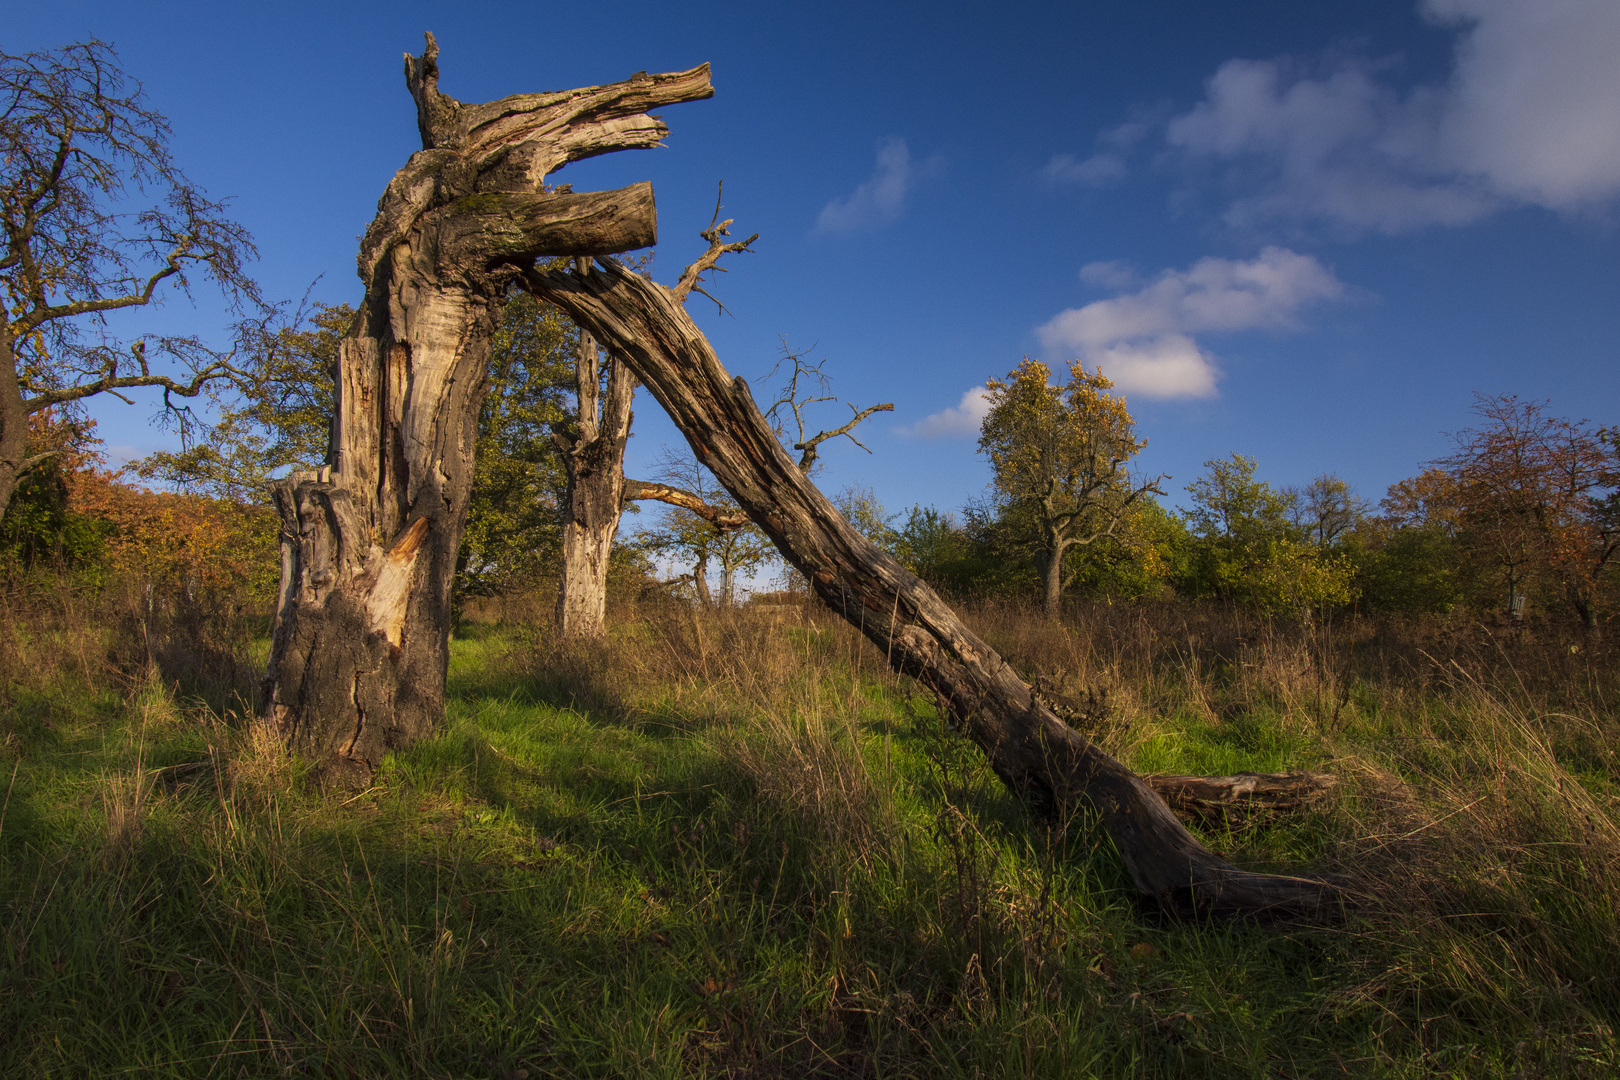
261,36,711,786
553,325,634,638
530,257,1347,919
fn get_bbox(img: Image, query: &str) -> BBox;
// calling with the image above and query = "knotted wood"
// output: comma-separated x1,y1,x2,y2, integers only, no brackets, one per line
530,256,1347,919
261,37,711,784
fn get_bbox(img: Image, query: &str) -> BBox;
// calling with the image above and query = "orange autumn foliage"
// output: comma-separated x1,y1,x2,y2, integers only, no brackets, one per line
65,468,277,599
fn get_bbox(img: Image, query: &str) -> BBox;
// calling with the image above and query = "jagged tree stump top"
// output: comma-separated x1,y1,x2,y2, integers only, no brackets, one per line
356,33,712,288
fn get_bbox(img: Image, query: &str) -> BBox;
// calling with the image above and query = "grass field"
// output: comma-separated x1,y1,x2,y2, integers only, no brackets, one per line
1,589,1617,1077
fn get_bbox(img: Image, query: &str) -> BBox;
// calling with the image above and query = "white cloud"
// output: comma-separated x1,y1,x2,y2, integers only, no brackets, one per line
1425,0,1620,208
1080,336,1220,400
817,137,943,234
1037,247,1345,399
1045,119,1152,188
1078,260,1141,290
1042,152,1126,186
1141,0,1620,232
901,386,992,438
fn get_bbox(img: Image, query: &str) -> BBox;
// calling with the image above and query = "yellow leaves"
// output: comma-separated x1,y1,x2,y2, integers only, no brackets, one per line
65,468,274,594
979,355,1148,521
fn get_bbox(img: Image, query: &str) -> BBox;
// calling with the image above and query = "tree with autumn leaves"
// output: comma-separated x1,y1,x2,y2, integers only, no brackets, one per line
1414,395,1619,629
978,358,1165,616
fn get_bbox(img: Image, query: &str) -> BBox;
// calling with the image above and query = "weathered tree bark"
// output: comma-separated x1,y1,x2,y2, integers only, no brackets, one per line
529,256,1346,919
261,36,711,785
720,554,739,607
1147,771,1338,829
553,319,635,638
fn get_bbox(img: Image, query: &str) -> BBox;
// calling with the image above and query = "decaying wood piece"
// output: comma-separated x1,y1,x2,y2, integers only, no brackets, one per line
529,255,1348,919
261,36,712,784
1147,771,1338,828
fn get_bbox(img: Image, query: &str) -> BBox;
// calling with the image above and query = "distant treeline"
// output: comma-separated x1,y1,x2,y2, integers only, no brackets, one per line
5,305,1614,633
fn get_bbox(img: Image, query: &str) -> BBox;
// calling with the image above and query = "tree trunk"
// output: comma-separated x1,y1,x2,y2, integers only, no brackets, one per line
261,38,711,786
721,559,737,607
554,326,634,638
1148,771,1338,828
1568,585,1601,637
530,257,1344,919
692,551,713,608
0,335,25,522
1037,540,1072,618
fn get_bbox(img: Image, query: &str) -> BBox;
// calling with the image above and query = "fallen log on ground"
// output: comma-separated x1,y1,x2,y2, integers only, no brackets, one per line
1147,771,1339,828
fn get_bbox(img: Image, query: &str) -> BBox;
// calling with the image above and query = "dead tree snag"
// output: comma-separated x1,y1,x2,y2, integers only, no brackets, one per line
553,291,635,639
261,36,711,785
530,255,1346,919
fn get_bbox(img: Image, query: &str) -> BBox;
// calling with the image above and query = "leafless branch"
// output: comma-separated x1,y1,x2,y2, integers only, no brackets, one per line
672,182,757,311
794,401,895,472
21,336,251,414
763,340,892,472
623,477,750,531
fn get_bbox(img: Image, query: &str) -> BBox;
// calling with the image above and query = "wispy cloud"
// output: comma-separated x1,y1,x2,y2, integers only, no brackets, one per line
1060,0,1620,233
1042,152,1126,186
817,137,943,234
1037,247,1346,399
899,386,992,438
1042,118,1151,188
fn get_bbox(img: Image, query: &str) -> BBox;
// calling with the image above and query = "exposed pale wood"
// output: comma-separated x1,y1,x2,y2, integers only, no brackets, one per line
1147,772,1339,827
529,255,1348,920
622,478,750,531
555,321,636,638
262,38,712,782
367,516,431,649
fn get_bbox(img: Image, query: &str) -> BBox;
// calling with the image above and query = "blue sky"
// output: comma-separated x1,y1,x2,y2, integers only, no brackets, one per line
14,0,1620,522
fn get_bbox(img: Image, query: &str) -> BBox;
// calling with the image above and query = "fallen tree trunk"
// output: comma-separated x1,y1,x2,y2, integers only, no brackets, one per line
1147,771,1338,828
529,256,1347,919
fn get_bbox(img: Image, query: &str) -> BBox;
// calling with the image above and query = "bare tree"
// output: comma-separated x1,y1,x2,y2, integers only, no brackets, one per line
0,41,261,521
1285,474,1367,549
530,252,1342,919
261,36,712,786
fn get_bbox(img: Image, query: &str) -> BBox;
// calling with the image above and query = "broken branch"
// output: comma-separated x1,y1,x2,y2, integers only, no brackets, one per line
623,477,750,531
673,182,758,309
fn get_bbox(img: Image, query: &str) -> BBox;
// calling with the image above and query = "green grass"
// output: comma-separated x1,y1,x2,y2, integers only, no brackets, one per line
2,605,1617,1077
